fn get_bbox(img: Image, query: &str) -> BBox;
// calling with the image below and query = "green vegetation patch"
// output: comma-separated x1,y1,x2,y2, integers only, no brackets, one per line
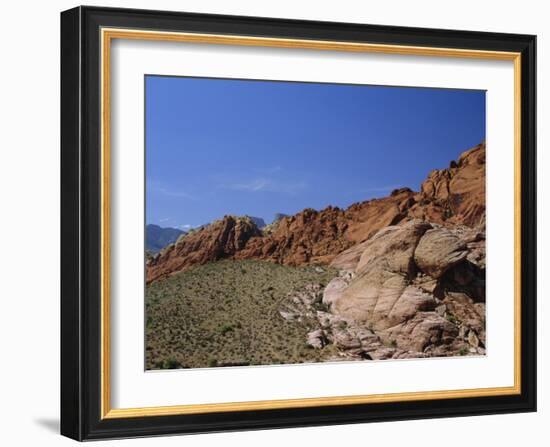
145,260,338,369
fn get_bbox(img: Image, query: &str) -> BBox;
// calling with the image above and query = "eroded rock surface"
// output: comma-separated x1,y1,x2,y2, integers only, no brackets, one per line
331,220,431,329
414,228,468,278
280,217,486,360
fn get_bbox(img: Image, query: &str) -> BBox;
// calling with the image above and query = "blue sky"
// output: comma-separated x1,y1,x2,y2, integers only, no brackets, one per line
146,76,485,229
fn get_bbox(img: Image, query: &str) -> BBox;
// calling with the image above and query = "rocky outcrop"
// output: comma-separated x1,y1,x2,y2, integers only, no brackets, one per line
343,188,416,243
147,142,486,283
322,272,354,307
330,220,432,327
306,329,327,349
414,228,468,278
146,215,262,283
328,241,369,271
416,142,486,226
235,206,353,265
282,217,486,360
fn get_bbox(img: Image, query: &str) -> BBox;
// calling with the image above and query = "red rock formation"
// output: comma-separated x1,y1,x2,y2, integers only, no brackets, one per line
146,215,262,283
147,143,486,283
235,206,352,265
412,142,486,226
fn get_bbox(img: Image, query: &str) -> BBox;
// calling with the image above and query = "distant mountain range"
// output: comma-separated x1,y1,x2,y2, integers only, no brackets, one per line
273,213,288,222
146,224,185,253
248,216,266,229
146,215,285,254
249,214,288,229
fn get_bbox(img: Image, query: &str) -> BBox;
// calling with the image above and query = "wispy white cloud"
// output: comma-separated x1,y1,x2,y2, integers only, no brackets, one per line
229,178,269,192
148,181,197,200
178,224,194,230
255,165,282,174
223,177,307,194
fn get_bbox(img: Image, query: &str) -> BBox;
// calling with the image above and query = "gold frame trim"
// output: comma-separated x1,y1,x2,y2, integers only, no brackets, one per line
100,27,522,419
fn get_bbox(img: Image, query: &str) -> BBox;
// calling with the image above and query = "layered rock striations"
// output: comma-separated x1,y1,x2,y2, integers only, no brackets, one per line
317,219,485,358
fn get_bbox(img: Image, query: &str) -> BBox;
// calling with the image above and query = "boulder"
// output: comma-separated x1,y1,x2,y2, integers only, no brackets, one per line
331,220,432,329
329,240,369,271
468,330,480,348
306,330,327,349
414,228,468,278
384,312,458,352
355,220,432,275
322,276,351,308
386,286,437,327
331,329,362,350
443,292,485,344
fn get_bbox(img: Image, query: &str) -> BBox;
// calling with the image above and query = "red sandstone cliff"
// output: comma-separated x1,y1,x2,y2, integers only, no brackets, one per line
146,142,485,283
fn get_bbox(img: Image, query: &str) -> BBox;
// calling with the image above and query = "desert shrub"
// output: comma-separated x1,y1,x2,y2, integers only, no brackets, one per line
208,358,218,367
220,324,234,335
445,313,459,324
160,357,181,369
314,302,330,312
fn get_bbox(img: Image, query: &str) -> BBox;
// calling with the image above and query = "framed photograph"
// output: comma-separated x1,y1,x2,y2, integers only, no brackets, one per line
60,6,536,441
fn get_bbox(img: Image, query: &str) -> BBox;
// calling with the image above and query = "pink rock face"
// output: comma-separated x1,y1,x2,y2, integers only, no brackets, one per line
384,312,459,353
322,276,352,307
319,217,485,355
355,221,432,276
329,220,431,327
414,228,468,278
386,287,437,327
306,329,327,349
329,240,370,271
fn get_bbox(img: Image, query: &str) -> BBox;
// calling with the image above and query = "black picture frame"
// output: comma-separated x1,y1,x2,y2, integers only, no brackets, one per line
61,5,536,441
